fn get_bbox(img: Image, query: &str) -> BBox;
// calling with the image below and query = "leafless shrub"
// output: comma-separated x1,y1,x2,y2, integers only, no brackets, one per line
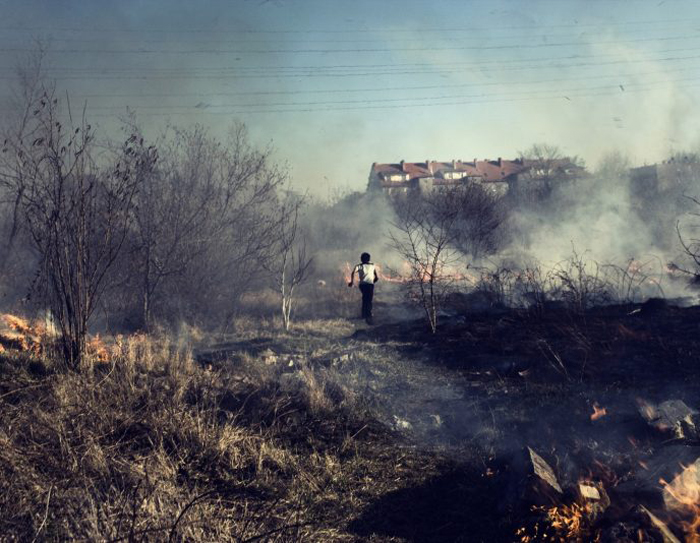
470,253,656,316
389,189,462,333
0,45,48,280
265,195,314,331
448,183,507,260
551,249,612,313
602,258,665,304
112,120,289,331
0,80,146,368
471,266,520,308
514,265,559,316
468,264,558,316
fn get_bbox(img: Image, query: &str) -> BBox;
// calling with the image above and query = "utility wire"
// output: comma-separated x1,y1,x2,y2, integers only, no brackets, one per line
7,76,691,116
46,64,700,102
48,75,699,111
8,45,700,74
1,17,698,34
81,80,700,117
2,23,699,45
2,33,700,54
3,51,699,81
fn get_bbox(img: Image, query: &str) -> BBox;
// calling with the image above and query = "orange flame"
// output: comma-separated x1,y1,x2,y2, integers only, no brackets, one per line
0,313,111,360
591,402,608,421
547,503,587,536
0,313,44,354
637,398,657,422
3,314,31,335
87,334,110,363
660,462,700,542
342,261,480,286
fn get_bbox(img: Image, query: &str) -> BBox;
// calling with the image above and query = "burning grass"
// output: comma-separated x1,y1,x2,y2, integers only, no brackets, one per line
0,313,47,354
661,461,700,542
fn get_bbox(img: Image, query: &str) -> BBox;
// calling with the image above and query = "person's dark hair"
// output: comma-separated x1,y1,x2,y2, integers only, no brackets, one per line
361,252,371,263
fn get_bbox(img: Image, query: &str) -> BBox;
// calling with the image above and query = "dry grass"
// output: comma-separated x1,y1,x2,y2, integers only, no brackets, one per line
0,330,458,542
230,316,355,343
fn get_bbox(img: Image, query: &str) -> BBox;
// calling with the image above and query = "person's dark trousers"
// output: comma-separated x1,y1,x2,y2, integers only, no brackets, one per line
359,283,374,322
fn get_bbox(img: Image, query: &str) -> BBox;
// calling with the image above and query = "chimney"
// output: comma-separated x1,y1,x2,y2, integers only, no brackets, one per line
498,157,502,166
452,159,457,168
400,160,406,172
473,157,478,165
426,159,432,174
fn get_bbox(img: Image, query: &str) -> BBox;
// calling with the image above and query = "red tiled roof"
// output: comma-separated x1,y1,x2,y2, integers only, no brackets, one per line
372,158,585,187
372,159,527,184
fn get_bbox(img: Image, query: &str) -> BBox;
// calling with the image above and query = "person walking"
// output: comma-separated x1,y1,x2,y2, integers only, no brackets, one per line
348,252,379,324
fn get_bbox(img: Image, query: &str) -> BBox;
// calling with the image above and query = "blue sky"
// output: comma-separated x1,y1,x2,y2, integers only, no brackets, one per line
1,0,699,195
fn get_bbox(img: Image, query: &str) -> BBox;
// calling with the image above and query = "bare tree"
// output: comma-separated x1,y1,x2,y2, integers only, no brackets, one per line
118,123,226,330
113,121,289,330
0,44,50,280
0,86,144,368
389,188,464,333
595,150,631,181
388,183,505,332
515,143,585,205
266,195,313,331
518,142,584,177
519,142,563,165
448,182,506,259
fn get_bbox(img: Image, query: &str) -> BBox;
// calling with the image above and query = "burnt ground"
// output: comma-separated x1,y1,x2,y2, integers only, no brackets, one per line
197,298,700,541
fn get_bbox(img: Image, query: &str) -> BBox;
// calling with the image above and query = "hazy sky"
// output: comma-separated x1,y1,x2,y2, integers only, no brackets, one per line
1,0,699,195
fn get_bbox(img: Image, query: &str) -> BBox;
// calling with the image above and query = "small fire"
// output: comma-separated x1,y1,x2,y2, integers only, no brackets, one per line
0,313,44,354
591,402,607,421
341,261,479,286
519,502,600,542
0,313,112,361
87,334,110,363
546,503,588,538
3,314,31,335
637,398,657,422
342,261,411,284
660,461,700,542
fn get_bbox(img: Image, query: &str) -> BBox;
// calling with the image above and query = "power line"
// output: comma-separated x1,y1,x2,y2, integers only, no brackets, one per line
5,45,697,75
1,17,698,34
79,75,700,110
3,51,699,81
10,75,693,116
80,80,700,117
2,23,698,46
2,33,700,54
57,64,700,100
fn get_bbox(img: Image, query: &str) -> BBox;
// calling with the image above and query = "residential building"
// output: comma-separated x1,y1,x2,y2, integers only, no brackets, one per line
368,158,585,196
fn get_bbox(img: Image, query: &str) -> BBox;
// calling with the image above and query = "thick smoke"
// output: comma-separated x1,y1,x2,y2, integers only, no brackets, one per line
499,163,699,302
302,156,700,309
302,190,403,279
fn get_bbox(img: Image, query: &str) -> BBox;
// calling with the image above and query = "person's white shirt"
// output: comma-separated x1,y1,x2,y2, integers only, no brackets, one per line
354,262,376,284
